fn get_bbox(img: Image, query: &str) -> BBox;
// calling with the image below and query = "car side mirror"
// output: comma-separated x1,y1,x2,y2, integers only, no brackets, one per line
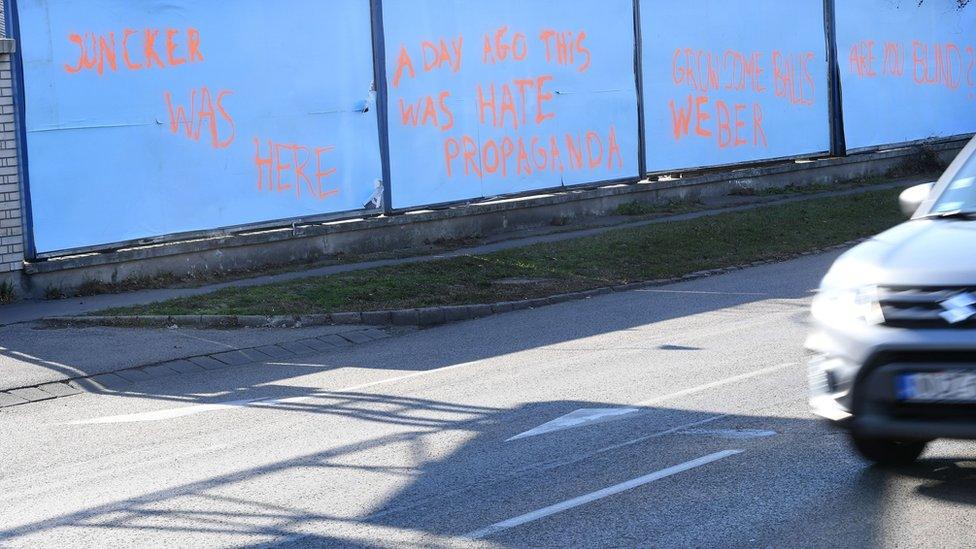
899,183,935,218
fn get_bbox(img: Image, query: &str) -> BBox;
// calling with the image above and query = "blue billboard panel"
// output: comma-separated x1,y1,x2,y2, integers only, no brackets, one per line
640,0,830,172
383,0,640,210
18,0,382,254
836,0,976,150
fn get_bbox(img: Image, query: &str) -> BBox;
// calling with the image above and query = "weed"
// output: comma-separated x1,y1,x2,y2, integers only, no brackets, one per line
0,280,14,304
43,285,66,300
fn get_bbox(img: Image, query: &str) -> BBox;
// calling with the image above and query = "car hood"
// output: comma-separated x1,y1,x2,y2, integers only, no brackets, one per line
823,219,976,288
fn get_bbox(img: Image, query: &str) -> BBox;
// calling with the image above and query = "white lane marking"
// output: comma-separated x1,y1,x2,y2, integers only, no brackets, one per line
503,362,794,443
2,349,88,377
677,428,777,440
464,449,743,540
66,358,489,425
66,398,271,425
354,415,730,527
635,289,769,296
633,361,796,407
507,408,640,442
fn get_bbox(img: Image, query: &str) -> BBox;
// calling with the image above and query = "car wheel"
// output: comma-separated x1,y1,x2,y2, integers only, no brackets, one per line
850,434,927,466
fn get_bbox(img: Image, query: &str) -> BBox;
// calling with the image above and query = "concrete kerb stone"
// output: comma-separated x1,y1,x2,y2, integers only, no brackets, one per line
278,340,319,354
295,338,339,353
162,359,206,374
187,355,231,370
81,373,131,391
584,288,614,298
359,328,391,340
490,302,517,314
0,326,393,409
468,304,494,318
0,392,28,408
546,294,576,305
416,307,446,326
390,309,420,326
443,305,476,322
142,364,179,379
340,331,375,344
330,312,362,325
210,350,253,366
39,314,334,330
318,334,353,347
8,387,56,403
361,310,393,325
240,348,274,362
114,369,154,383
37,382,83,398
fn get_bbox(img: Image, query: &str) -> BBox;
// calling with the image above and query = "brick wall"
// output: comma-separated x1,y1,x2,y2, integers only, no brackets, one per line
0,38,24,287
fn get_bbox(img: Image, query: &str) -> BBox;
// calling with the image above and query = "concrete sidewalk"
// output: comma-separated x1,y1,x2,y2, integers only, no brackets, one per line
0,322,385,394
0,178,920,327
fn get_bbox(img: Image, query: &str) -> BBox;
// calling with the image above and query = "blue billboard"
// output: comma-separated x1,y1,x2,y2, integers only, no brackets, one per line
640,0,830,172
17,0,383,254
382,0,641,209
836,0,976,150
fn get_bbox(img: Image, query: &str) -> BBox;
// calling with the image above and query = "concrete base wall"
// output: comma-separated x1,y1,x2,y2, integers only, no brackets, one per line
18,139,965,299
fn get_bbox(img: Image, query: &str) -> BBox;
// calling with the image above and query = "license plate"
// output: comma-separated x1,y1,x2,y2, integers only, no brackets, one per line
897,371,976,403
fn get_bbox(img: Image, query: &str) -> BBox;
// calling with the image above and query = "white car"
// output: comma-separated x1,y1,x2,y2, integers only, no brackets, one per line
808,136,976,465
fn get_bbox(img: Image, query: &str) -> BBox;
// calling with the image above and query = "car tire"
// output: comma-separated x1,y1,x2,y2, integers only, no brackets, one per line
850,434,927,466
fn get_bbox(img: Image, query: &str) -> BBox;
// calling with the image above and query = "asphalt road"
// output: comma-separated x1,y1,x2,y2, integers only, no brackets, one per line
2,250,976,548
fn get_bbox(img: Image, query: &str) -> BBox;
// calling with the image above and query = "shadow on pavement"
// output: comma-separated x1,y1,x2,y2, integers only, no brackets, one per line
4,390,969,547
0,323,367,392
4,252,913,546
902,458,976,506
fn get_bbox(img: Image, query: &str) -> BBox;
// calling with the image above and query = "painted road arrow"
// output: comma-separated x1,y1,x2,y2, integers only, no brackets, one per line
507,408,640,442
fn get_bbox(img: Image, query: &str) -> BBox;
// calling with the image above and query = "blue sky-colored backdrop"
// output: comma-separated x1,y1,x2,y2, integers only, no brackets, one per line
641,0,830,171
383,0,640,209
19,0,382,253
837,0,976,150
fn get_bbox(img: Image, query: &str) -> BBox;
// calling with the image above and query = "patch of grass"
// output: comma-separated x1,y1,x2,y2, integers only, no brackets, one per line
43,285,66,300
0,280,14,304
73,275,186,297
895,145,949,176
730,176,890,198
104,188,906,317
615,199,703,216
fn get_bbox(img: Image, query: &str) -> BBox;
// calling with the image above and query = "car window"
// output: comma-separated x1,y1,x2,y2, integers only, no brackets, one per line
933,153,976,214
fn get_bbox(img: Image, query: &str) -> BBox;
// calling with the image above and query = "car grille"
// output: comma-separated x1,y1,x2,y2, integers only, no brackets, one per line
879,286,976,328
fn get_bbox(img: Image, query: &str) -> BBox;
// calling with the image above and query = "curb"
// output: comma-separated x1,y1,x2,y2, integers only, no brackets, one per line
0,326,393,409
41,314,338,330
41,239,864,331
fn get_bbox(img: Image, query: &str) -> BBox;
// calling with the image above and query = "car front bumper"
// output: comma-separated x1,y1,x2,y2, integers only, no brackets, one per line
806,318,976,440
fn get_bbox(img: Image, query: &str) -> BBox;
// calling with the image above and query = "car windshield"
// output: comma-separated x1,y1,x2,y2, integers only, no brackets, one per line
931,151,976,215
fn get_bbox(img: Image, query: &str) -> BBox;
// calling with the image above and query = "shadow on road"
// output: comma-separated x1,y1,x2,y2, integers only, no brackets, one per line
902,458,976,506
3,387,973,547
8,252,940,546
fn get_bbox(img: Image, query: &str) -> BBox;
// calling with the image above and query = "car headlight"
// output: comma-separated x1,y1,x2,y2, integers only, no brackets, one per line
811,285,885,325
